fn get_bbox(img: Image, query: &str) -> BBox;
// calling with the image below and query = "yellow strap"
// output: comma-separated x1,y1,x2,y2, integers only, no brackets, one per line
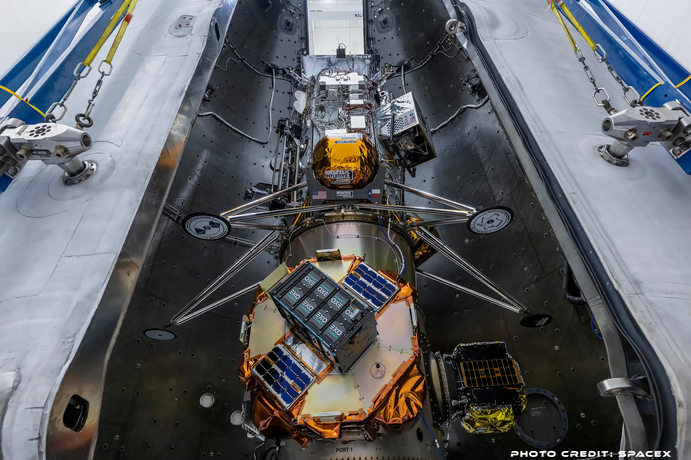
675,74,691,89
556,0,597,51
550,1,577,52
105,0,138,65
640,82,663,102
0,85,45,117
83,0,132,67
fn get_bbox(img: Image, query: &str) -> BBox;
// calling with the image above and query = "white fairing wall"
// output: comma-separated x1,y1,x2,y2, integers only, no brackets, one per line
0,0,74,77
608,0,691,71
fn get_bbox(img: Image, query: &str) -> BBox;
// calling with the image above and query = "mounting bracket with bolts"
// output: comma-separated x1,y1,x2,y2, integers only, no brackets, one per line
599,101,691,168
0,118,94,187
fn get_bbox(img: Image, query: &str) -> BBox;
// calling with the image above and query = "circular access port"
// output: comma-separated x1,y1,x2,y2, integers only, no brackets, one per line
467,206,514,234
199,393,215,408
182,212,230,241
370,362,386,379
602,118,613,132
514,388,568,449
144,329,177,341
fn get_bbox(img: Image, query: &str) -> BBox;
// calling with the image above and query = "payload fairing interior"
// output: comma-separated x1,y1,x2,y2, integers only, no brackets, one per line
1,0,683,459
93,2,626,458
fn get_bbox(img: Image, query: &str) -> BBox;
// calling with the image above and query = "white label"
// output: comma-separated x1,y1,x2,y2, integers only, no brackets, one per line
336,190,354,198
325,170,354,183
315,312,329,323
330,297,344,309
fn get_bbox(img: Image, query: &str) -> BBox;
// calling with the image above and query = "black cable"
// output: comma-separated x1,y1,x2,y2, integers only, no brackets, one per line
563,260,587,305
263,442,279,460
430,96,489,133
227,44,292,82
252,441,266,460
388,31,453,78
563,260,587,304
198,69,276,144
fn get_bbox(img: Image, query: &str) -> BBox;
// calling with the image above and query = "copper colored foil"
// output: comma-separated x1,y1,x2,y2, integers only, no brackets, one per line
312,134,378,189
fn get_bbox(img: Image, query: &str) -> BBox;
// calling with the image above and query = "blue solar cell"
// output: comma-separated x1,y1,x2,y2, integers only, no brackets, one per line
286,386,299,399
274,347,284,357
296,373,309,386
280,393,293,405
354,265,366,275
269,368,280,379
345,274,358,285
272,382,282,393
289,362,302,374
372,280,384,290
362,273,375,283
276,360,288,372
286,369,296,380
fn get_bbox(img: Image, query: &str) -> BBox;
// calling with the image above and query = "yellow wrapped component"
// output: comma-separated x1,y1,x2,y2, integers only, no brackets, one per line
373,361,426,426
461,405,516,434
312,133,378,189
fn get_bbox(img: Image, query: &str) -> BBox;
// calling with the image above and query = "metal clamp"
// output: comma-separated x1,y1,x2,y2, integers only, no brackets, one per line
597,378,651,399
44,102,67,123
73,62,91,79
445,19,464,35
594,43,606,63
592,87,610,107
622,85,640,107
75,61,112,129
574,48,585,62
75,113,94,128
97,61,113,77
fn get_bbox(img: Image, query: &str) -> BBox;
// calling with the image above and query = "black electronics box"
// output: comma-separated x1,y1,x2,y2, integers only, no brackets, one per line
269,262,377,373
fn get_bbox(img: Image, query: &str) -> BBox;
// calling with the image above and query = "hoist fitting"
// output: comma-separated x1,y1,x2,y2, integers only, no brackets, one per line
0,120,95,186
599,101,691,166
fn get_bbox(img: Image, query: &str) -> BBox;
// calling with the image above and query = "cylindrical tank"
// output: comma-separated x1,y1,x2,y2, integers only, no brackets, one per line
282,220,416,284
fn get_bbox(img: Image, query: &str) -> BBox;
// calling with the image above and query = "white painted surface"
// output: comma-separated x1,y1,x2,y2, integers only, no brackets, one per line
608,0,691,72
0,0,228,458
465,0,691,454
0,0,74,78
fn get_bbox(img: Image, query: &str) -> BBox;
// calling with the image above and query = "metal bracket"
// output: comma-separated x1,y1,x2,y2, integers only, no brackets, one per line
597,377,651,399
600,101,691,167
445,19,465,35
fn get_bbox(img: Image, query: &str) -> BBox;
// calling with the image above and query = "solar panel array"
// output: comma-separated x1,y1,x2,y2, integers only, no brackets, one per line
341,262,399,311
459,358,521,388
269,262,379,373
252,344,314,408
